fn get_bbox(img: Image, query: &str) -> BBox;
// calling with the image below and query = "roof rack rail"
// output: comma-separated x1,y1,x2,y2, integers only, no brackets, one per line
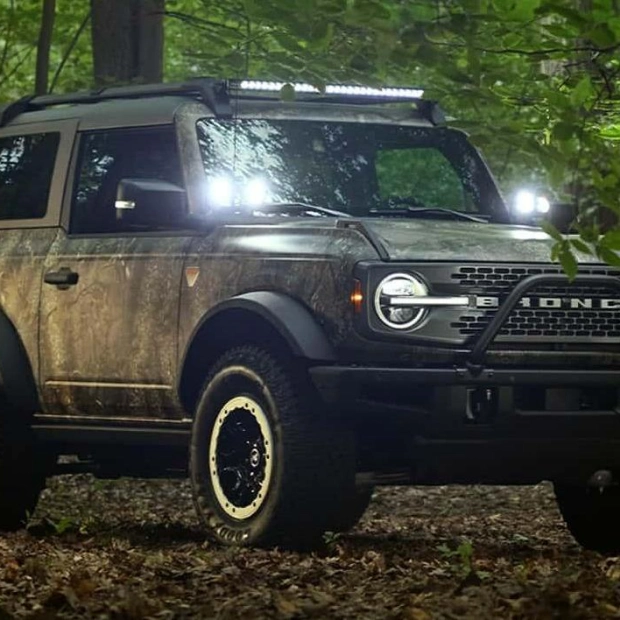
0,95,40,128
0,78,446,127
0,78,232,128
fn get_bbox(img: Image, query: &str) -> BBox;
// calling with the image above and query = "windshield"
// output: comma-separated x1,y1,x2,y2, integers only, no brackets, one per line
195,118,505,220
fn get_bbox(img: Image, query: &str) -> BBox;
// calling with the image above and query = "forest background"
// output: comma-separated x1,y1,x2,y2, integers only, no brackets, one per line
2,0,620,270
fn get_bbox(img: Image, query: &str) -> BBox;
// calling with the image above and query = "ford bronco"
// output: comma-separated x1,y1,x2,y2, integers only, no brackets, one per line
0,79,619,550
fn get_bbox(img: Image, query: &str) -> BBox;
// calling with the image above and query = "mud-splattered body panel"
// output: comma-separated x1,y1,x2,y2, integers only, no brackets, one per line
0,229,58,389
178,224,377,358
39,233,191,418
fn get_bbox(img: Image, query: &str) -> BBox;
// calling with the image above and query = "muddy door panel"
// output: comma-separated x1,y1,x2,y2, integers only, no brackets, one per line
0,230,58,405
39,233,190,418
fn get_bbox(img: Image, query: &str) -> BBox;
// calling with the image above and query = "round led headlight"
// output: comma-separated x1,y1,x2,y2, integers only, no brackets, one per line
374,273,429,330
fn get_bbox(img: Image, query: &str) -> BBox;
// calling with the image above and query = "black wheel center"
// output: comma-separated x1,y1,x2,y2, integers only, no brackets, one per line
216,409,267,508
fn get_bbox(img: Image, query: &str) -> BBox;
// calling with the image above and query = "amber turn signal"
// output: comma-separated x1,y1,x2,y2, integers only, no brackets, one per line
350,279,363,313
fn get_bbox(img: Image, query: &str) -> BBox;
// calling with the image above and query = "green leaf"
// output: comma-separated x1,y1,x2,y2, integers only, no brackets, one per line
542,23,578,38
598,246,620,268
570,76,593,107
576,224,600,244
600,229,620,250
558,246,578,281
586,22,617,47
541,220,563,242
543,4,588,27
601,124,620,141
272,31,305,53
608,16,620,40
570,238,593,255
508,0,541,20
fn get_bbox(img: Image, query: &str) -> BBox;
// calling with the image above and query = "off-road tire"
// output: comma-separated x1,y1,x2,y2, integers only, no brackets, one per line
554,483,620,554
190,345,357,548
0,396,46,531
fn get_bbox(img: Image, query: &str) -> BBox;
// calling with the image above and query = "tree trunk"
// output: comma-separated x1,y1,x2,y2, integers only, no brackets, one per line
90,0,164,88
138,0,164,83
35,0,56,95
91,0,134,87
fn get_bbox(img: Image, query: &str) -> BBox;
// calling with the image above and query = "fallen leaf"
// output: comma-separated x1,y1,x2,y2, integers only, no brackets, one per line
273,593,301,619
403,607,431,620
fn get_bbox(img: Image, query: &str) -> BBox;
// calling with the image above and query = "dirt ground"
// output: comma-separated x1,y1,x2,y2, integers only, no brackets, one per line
1,476,620,619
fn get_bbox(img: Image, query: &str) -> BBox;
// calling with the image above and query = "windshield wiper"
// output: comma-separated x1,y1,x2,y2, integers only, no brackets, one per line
252,202,352,218
368,207,489,224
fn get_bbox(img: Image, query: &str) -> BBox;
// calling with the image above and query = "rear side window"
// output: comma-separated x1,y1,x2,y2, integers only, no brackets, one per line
0,132,59,219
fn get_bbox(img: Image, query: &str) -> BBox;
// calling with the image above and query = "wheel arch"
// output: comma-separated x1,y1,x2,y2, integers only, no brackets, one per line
0,309,40,415
178,291,336,415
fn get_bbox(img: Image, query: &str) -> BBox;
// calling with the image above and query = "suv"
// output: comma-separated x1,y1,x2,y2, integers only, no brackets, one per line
1,79,619,551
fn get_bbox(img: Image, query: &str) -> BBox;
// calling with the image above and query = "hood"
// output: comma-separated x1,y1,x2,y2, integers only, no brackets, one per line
362,219,600,264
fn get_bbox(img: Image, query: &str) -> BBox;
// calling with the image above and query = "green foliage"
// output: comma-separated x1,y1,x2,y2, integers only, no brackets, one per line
437,538,492,582
322,530,342,547
438,539,474,576
2,0,620,266
48,515,75,535
0,0,92,98
376,148,469,209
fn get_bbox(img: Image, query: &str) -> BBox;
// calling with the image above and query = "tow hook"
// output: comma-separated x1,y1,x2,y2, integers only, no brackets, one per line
588,469,614,491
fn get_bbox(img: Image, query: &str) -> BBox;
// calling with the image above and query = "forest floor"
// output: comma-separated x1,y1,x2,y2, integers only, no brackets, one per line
1,476,620,619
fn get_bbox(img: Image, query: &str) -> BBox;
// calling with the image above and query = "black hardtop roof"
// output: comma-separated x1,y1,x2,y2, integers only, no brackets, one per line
0,78,445,130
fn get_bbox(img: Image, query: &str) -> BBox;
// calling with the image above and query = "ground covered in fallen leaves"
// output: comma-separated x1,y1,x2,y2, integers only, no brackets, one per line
1,477,620,618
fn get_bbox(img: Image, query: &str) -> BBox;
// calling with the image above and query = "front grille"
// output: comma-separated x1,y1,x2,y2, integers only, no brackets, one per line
449,265,620,341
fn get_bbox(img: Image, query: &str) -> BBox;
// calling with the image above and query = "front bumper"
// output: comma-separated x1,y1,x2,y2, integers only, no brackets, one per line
311,364,620,417
310,364,620,484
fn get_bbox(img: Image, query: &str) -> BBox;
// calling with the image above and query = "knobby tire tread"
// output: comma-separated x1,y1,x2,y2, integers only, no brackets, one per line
190,345,357,548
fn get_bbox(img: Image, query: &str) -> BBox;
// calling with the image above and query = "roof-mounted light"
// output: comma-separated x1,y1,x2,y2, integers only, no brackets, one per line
237,80,424,99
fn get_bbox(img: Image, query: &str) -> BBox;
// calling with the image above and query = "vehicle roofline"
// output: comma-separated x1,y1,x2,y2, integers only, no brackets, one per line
0,78,444,129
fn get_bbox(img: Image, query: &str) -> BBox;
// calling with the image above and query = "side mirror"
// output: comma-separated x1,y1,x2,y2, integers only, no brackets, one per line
509,189,551,224
115,178,187,226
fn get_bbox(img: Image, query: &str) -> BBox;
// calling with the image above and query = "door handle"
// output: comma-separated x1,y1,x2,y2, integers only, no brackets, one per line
44,267,79,289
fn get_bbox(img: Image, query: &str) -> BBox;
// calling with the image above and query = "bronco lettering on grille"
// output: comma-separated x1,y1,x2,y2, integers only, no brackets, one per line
475,296,620,310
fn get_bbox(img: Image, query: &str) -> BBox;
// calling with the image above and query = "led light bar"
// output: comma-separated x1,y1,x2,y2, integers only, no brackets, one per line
238,80,424,99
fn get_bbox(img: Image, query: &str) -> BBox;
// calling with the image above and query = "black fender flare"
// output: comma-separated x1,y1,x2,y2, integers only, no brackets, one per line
0,311,39,415
177,292,336,413
188,291,336,362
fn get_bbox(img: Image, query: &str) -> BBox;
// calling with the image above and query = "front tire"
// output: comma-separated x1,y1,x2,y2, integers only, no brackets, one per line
190,345,357,548
555,483,620,554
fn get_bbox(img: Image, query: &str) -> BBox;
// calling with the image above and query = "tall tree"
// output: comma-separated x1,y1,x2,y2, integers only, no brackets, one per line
90,0,164,87
138,0,164,82
35,0,56,95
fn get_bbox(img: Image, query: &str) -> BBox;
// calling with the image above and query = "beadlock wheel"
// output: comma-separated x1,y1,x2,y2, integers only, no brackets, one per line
208,395,274,520
190,345,358,548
